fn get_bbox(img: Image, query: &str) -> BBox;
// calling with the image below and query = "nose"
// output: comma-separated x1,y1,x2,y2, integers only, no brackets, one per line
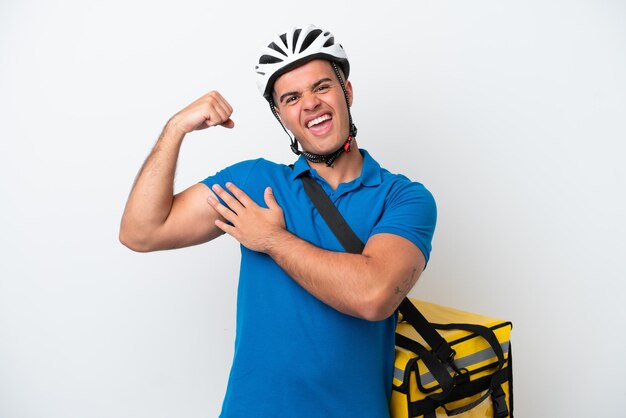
301,92,321,111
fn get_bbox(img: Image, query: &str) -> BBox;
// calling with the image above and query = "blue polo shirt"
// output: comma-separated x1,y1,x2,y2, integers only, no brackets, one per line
201,150,436,418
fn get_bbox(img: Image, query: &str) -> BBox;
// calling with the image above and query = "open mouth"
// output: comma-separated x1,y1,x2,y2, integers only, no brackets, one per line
306,113,332,129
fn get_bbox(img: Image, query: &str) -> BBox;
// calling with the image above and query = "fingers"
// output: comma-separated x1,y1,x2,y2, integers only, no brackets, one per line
210,90,233,114
214,218,236,236
207,194,237,225
264,187,280,210
208,182,280,216
207,183,286,250
204,118,235,129
224,182,254,207
202,91,233,128
210,184,245,214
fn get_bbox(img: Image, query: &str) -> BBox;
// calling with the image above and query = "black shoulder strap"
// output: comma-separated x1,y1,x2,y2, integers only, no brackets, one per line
300,174,454,364
301,175,364,254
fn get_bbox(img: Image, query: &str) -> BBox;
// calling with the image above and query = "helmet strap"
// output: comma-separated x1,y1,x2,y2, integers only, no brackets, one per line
330,62,358,138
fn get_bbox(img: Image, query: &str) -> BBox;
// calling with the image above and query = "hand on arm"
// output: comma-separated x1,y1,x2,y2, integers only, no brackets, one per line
209,183,425,321
207,183,287,252
119,91,234,252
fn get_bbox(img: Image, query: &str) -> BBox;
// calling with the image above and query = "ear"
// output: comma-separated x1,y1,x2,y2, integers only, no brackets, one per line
271,98,283,122
271,95,282,115
344,80,354,107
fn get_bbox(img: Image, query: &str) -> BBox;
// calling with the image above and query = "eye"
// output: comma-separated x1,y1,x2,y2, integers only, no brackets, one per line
315,84,330,92
285,95,299,104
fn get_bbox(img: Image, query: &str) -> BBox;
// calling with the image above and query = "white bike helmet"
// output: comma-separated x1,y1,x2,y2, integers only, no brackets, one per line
255,24,350,100
256,24,357,166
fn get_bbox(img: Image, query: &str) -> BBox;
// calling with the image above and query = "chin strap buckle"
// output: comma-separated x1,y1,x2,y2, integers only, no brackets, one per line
343,137,353,153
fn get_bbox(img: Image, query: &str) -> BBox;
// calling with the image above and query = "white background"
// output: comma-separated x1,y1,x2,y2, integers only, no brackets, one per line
1,1,625,417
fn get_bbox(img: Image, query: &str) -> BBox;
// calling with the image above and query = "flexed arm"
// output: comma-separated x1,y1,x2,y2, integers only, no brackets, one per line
119,91,234,252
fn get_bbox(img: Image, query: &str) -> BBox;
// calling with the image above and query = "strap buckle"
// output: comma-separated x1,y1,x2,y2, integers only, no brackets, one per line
491,385,509,418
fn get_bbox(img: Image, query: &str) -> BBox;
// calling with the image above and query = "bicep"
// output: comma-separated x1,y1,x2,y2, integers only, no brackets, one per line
154,183,225,250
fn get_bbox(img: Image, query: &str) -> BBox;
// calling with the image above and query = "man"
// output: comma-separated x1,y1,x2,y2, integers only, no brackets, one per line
120,25,436,418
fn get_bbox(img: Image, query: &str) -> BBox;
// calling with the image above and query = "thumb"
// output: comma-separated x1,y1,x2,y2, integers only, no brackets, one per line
220,118,235,129
264,187,279,209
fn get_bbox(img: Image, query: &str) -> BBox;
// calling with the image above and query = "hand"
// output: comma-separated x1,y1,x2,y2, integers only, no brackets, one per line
207,182,287,253
168,91,235,135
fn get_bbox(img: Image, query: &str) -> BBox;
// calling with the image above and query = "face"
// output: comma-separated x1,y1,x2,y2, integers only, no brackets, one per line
273,59,353,156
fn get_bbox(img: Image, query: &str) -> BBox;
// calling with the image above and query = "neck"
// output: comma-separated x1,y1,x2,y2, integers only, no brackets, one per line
307,141,363,190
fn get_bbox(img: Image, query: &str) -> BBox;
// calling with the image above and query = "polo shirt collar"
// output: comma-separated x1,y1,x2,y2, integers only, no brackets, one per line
290,149,382,187
358,149,383,187
290,154,313,180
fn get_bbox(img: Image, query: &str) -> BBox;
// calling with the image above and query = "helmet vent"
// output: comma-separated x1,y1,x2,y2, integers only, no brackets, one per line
292,29,302,53
323,36,335,48
279,33,289,49
267,42,286,56
259,54,283,65
299,29,323,53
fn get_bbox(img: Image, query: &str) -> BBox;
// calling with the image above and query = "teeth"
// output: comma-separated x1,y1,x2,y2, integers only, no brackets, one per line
307,114,331,128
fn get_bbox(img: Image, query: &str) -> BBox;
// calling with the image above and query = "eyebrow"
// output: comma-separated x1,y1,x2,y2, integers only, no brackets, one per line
278,77,334,104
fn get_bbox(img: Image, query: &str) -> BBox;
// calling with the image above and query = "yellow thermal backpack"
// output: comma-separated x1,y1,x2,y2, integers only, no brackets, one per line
391,298,513,418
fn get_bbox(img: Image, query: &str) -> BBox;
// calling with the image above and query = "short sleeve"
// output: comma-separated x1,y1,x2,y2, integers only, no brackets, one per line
370,181,437,263
199,159,262,204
